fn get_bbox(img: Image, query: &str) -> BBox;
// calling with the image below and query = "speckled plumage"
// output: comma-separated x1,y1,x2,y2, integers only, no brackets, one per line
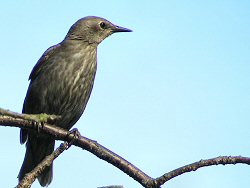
18,16,131,187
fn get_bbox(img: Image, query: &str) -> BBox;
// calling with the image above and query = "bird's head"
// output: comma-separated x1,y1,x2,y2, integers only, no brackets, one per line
65,16,132,44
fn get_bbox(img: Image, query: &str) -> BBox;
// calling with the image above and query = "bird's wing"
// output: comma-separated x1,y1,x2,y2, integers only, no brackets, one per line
29,44,61,81
20,43,61,144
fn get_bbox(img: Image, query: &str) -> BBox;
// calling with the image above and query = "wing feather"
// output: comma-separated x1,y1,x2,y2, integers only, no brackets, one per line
29,44,61,81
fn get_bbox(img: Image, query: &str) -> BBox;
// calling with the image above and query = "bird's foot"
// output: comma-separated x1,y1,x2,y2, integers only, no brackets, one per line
32,120,43,133
23,113,60,124
66,128,81,148
23,114,46,133
23,113,61,133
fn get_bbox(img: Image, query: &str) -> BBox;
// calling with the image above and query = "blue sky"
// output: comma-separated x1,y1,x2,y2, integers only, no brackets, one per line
0,1,249,187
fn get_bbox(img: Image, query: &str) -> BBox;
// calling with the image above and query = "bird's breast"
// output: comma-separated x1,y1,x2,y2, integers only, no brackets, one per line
42,44,98,128
60,46,97,106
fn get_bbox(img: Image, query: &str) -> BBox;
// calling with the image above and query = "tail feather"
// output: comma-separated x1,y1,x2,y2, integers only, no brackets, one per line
18,140,35,180
38,165,53,187
18,133,55,187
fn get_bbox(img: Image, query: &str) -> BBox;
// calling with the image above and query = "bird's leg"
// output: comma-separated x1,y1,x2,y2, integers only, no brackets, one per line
66,128,81,148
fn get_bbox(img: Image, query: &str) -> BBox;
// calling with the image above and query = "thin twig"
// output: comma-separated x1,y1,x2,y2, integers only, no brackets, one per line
154,156,250,187
16,142,70,188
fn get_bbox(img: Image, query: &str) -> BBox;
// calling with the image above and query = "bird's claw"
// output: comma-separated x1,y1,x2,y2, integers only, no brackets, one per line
66,128,81,148
31,120,44,133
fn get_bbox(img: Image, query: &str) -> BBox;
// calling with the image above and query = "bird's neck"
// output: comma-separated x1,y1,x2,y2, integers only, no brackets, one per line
62,39,98,52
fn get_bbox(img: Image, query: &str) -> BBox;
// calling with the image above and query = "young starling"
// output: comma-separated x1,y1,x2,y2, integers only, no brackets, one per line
18,16,132,186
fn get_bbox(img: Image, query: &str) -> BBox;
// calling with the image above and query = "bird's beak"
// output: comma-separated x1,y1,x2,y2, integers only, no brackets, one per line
112,25,132,33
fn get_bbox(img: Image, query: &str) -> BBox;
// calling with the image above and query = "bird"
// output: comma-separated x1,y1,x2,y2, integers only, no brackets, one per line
18,16,132,187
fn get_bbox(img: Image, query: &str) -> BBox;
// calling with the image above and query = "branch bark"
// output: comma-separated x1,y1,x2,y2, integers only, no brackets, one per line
0,107,250,188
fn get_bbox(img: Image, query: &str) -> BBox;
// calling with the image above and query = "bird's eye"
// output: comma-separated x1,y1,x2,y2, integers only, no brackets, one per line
99,22,106,29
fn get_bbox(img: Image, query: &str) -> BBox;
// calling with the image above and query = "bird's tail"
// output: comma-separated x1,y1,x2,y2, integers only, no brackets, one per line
18,134,55,187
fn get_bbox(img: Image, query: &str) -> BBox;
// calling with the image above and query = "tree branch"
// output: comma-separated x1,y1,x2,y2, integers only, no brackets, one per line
0,107,250,188
0,108,154,187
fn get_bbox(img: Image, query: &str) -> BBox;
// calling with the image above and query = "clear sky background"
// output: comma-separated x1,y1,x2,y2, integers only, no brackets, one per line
0,1,249,188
